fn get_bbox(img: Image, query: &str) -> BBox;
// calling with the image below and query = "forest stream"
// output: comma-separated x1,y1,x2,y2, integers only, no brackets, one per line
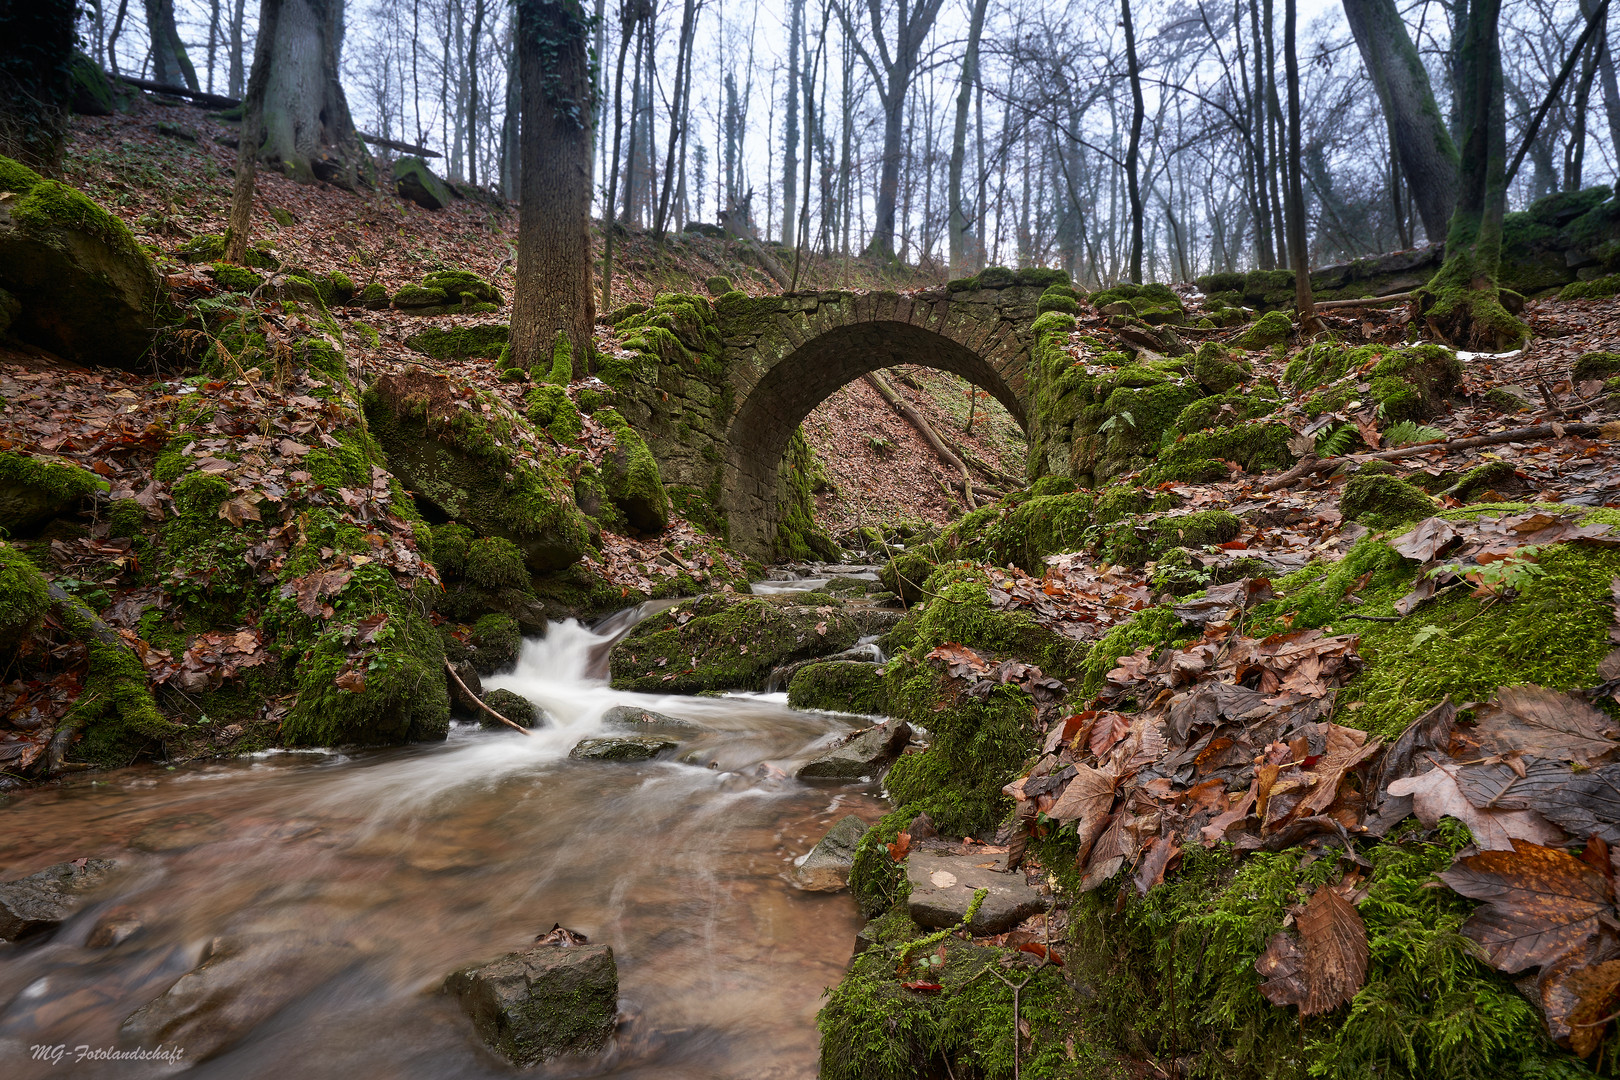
0,581,888,1079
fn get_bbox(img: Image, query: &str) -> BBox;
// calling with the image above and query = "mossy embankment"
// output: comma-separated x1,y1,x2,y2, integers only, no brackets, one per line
822,501,1620,1080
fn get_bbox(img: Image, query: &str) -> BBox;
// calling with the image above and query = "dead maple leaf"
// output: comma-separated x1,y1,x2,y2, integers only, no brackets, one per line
1386,756,1565,850
1471,685,1619,765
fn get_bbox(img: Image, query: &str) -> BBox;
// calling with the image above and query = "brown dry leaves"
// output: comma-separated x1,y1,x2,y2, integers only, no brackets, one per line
1256,886,1369,1016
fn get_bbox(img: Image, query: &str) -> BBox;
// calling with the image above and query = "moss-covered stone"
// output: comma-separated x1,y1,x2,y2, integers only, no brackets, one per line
1369,343,1460,422
392,269,502,314
879,550,936,606
0,156,164,369
465,536,529,589
480,688,538,727
704,275,732,296
609,594,863,693
594,407,670,534
0,541,49,652
1573,350,1620,382
206,262,263,292
470,612,522,674
1339,472,1437,527
787,660,888,715
1447,460,1522,502
1149,421,1295,483
1560,273,1620,300
0,451,108,536
1234,309,1292,350
404,323,510,362
363,369,591,574
394,156,453,210
1190,341,1251,392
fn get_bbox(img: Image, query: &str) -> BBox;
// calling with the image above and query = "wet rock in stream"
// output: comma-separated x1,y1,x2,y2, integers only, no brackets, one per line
905,852,1045,934
792,815,869,892
480,688,540,727
570,735,679,761
0,857,120,941
120,935,361,1061
444,942,618,1066
601,704,702,731
795,720,912,780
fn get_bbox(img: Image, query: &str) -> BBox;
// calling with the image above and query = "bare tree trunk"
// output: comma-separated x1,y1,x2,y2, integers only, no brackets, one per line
512,0,597,372
228,0,247,95
109,0,131,77
1284,0,1319,331
600,0,640,311
1581,0,1620,162
1567,28,1599,190
782,0,802,247
948,0,990,277
653,0,697,240
144,0,201,90
1342,0,1461,243
1122,0,1145,283
466,0,486,186
226,0,284,263
207,0,221,93
1247,0,1275,269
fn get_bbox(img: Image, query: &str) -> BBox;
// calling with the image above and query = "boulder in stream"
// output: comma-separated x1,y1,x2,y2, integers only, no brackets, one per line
444,942,618,1066
792,815,869,892
602,704,701,731
905,853,1046,935
0,857,119,941
120,934,359,1061
795,720,912,780
570,735,678,761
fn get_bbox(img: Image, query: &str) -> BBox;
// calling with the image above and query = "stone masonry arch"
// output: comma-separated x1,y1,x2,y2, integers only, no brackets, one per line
715,280,1049,556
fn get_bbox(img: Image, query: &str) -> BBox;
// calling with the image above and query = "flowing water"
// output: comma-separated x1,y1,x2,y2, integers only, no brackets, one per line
0,613,888,1079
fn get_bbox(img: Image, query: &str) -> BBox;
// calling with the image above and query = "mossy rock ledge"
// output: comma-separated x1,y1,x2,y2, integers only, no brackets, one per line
609,594,866,693
0,155,163,369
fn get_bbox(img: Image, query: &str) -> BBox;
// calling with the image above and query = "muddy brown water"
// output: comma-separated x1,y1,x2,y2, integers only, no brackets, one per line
0,614,888,1078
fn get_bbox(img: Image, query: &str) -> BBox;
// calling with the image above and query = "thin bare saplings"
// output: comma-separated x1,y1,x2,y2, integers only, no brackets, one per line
512,0,598,376
1121,0,1146,283
1283,0,1319,330
948,0,991,277
600,0,650,310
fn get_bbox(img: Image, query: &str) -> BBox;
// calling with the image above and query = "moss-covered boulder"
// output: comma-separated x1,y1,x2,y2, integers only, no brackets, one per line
364,369,590,574
0,156,163,369
1339,471,1437,527
394,156,453,211
0,541,49,652
392,270,502,315
0,451,108,536
609,594,863,693
879,550,935,606
595,408,670,533
787,660,888,715
1191,341,1251,392
480,688,538,728
1573,350,1620,382
404,323,511,362
1234,309,1292,350
1368,343,1461,421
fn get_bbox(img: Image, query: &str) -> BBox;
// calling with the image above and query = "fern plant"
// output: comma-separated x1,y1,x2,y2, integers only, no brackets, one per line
1382,420,1446,447
1314,423,1357,457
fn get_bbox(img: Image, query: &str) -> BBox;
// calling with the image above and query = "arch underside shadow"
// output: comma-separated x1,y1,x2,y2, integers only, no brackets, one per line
723,321,1028,556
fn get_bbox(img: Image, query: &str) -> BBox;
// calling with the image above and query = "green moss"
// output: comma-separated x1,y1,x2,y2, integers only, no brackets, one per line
1560,273,1620,300
1080,603,1191,697
1234,310,1292,350
479,687,537,727
945,491,1098,573
848,808,916,918
430,522,473,578
879,550,936,606
0,451,109,535
1030,311,1077,335
594,407,670,534
1573,350,1620,381
470,612,521,673
1174,386,1280,434
896,569,1089,679
1191,342,1251,392
538,330,575,385
0,541,50,651
1150,421,1295,484
359,282,388,305
464,536,529,589
1367,344,1461,422
1447,460,1519,502
787,660,887,714
772,428,836,561
704,275,733,295
58,598,174,767
206,262,263,292
526,384,583,444
1339,472,1437,528
105,498,146,539
404,323,510,362
0,155,44,195
1036,292,1079,315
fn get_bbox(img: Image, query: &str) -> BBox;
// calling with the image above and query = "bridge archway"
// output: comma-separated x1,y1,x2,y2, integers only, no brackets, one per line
714,284,1046,556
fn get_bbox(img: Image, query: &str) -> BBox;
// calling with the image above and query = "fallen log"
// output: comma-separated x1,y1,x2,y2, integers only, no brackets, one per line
442,659,531,735
1312,291,1416,310
1262,421,1613,491
865,371,977,509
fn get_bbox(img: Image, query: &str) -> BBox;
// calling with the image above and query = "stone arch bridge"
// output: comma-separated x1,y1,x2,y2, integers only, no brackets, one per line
609,269,1064,558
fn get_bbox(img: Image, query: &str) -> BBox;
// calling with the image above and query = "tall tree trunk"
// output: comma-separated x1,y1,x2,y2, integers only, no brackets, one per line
207,0,221,93
513,0,596,373
949,0,990,277
501,25,520,196
228,0,247,95
258,0,363,186
782,0,802,247
144,0,201,91
0,0,77,173
1567,32,1599,190
653,0,697,241
1284,0,1319,330
1342,0,1460,242
1246,0,1276,268
467,0,487,187
601,1,639,311
109,0,131,77
1420,0,1525,350
226,0,285,263
1581,0,1620,163
1122,0,1145,283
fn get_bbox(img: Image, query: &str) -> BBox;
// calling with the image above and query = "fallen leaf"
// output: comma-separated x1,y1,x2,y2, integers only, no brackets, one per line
1297,885,1369,1015
1439,840,1618,972
1471,685,1619,765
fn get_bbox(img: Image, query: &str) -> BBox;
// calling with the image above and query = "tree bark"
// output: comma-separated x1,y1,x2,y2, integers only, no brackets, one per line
1342,0,1460,243
144,0,200,91
1283,0,1319,330
600,0,640,311
257,0,363,186
1122,0,1145,283
467,0,487,187
512,0,597,375
652,0,697,241
228,0,247,96
948,0,990,277
1420,0,1524,350
1580,0,1620,166
782,0,803,247
0,0,78,173
226,0,283,264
